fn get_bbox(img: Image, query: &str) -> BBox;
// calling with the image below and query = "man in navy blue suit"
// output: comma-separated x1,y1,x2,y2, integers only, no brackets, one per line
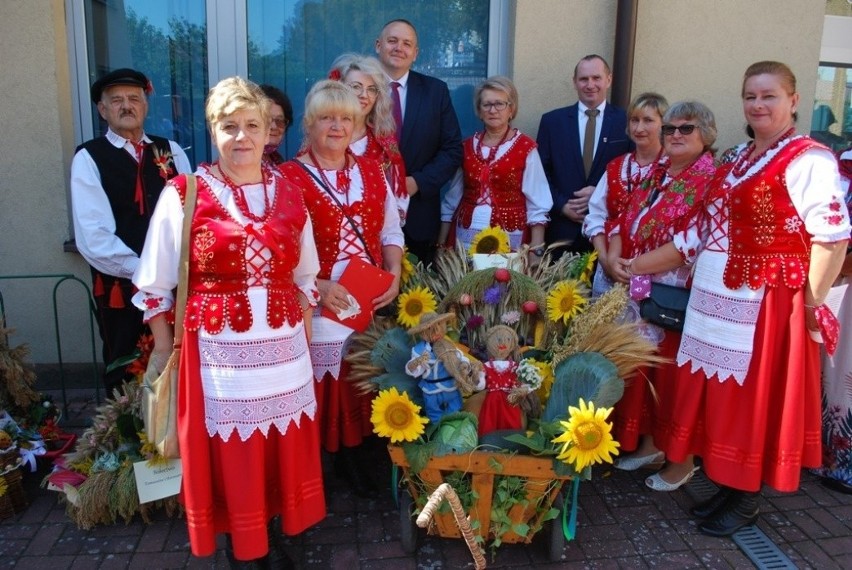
376,19,462,265
537,54,633,254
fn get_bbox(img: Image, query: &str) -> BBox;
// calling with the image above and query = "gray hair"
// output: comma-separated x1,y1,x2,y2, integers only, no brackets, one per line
662,100,717,153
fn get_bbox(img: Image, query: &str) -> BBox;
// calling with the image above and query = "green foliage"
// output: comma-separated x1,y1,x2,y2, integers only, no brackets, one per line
371,328,413,374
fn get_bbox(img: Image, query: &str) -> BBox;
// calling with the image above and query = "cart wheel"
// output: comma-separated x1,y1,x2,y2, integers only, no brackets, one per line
399,488,418,554
548,491,566,562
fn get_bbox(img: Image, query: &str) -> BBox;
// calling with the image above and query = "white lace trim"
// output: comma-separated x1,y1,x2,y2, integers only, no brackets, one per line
205,380,316,442
310,338,347,381
676,250,763,385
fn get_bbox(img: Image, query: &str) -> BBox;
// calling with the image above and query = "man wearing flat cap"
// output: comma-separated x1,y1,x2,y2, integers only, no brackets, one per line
70,67,191,393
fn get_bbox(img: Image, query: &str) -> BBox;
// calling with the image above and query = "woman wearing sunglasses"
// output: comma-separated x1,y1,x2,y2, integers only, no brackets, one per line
608,101,717,491
665,61,849,536
328,53,409,225
438,75,552,262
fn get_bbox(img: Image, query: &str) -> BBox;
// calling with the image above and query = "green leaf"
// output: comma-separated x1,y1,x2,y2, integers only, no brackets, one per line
487,456,504,473
512,522,530,537
541,507,560,522
105,350,141,373
403,440,434,474
543,352,622,422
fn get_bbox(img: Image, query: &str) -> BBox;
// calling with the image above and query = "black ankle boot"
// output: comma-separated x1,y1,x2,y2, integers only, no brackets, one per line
698,490,759,537
266,517,295,570
334,446,373,498
691,486,735,519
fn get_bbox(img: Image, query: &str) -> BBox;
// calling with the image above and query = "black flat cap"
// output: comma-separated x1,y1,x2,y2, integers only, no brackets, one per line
90,68,152,103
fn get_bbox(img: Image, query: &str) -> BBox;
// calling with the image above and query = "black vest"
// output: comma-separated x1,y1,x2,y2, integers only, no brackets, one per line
76,134,173,255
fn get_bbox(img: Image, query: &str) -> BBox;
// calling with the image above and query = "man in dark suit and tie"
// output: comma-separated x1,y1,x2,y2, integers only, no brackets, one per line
537,54,633,254
376,19,462,265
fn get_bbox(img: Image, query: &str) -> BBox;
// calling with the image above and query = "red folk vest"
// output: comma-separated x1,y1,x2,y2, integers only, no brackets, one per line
716,137,824,290
279,156,386,279
175,173,309,334
603,153,631,236
456,133,537,232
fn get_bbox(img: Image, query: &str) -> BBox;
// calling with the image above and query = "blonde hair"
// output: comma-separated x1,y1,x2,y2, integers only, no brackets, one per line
301,80,360,140
329,53,395,138
474,75,520,121
205,76,270,132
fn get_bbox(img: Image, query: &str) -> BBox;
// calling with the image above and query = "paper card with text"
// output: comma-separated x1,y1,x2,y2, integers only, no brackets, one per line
133,458,183,503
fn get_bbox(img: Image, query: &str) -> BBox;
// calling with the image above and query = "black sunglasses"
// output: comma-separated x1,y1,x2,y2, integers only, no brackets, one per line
662,124,697,136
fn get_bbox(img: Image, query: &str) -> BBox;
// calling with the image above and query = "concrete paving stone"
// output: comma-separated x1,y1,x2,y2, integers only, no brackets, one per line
576,559,621,569
68,554,104,569
599,491,656,509
329,542,361,567
359,538,410,560
620,521,665,555
766,492,822,512
761,511,811,542
782,509,834,540
694,549,747,569
807,503,852,534
184,551,228,569
98,552,134,569
576,494,617,525
50,533,86,555
13,555,75,570
135,519,171,552
679,526,740,551
359,559,418,570
580,538,639,559
615,556,649,569
813,535,852,556
23,523,64,555
0,523,38,539
786,540,847,569
308,523,359,545
91,534,140,554
831,503,852,522
128,551,190,569
643,550,705,568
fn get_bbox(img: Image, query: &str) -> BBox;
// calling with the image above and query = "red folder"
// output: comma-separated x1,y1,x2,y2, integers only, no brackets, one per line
321,257,395,333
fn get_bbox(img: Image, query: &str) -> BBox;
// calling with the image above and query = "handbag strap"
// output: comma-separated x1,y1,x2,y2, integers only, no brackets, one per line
173,174,198,347
293,158,378,266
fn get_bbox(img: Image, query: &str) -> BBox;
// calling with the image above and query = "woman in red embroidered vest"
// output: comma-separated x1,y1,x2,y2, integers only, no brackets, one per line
328,54,409,225
607,102,717,492
438,76,552,263
133,77,325,567
279,81,404,497
584,92,668,297
669,62,850,536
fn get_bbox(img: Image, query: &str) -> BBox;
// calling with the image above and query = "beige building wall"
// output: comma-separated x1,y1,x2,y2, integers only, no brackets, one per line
0,0,92,362
512,0,825,153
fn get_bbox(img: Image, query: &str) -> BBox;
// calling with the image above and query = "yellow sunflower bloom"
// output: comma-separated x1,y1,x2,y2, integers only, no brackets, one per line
552,398,620,471
580,251,598,286
371,387,429,442
397,285,437,328
530,359,555,403
468,226,511,255
400,251,415,285
546,280,587,324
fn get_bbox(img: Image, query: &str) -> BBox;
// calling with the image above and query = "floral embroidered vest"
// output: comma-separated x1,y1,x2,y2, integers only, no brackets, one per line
279,156,386,279
361,128,407,200
621,152,716,257
174,173,309,334
715,136,823,290
603,153,632,236
456,133,536,232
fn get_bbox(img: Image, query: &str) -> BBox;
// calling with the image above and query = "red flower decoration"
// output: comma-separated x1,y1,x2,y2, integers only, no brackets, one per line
145,79,154,95
328,69,342,81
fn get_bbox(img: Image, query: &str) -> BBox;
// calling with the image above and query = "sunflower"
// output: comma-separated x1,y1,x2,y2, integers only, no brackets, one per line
468,226,510,255
579,251,598,286
371,387,429,442
546,280,587,324
552,398,620,471
529,359,554,402
400,251,415,285
397,285,437,328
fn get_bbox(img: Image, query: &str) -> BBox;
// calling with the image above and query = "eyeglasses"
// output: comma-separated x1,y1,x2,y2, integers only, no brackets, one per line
347,83,379,97
480,101,511,111
661,124,697,136
271,117,288,129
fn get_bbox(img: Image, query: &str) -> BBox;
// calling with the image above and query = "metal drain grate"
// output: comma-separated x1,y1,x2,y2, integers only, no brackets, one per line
685,472,797,569
732,525,797,569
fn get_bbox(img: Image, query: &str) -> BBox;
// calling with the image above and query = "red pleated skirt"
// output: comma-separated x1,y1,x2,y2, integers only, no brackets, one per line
658,284,822,492
178,329,326,561
611,331,681,452
314,361,374,453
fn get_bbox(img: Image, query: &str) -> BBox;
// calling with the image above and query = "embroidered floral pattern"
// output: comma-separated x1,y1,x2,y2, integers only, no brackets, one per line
750,180,775,246
784,216,803,233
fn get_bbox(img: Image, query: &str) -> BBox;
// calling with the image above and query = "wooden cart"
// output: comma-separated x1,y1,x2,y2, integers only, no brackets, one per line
388,445,572,561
